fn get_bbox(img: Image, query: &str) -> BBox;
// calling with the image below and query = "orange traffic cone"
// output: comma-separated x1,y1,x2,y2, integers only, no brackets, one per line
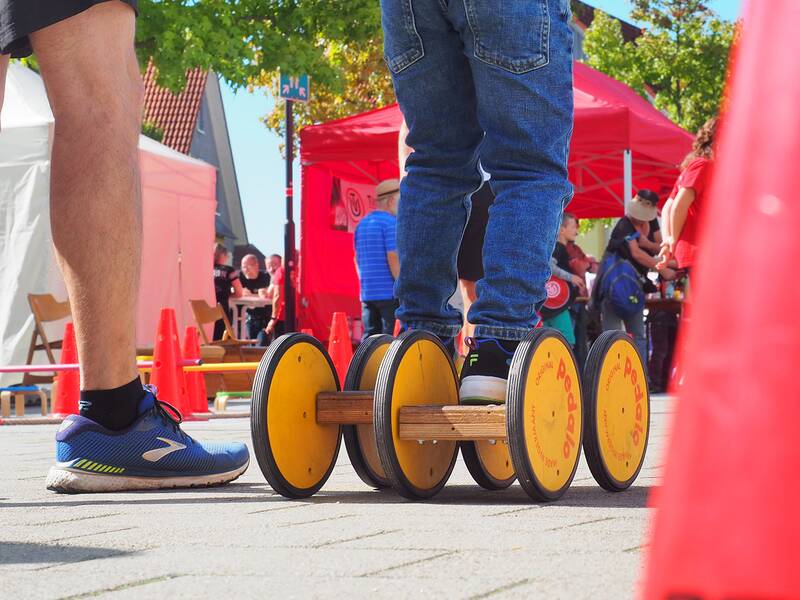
182,326,208,415
150,308,191,418
392,319,402,337
327,312,353,383
642,3,800,597
52,321,79,417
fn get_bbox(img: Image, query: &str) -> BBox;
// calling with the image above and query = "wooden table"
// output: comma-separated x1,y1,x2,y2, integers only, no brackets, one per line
231,296,272,339
645,297,684,314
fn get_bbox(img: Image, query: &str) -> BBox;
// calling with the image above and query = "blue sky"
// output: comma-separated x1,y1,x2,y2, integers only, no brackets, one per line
223,0,743,256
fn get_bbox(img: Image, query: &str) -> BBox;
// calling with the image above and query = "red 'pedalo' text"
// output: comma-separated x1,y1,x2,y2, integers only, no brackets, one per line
557,359,579,459
624,357,645,446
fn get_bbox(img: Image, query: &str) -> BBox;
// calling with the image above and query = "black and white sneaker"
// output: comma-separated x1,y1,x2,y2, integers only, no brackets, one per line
459,337,520,405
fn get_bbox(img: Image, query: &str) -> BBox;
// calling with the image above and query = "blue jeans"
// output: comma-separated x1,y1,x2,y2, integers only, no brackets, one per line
600,299,648,370
362,299,400,341
382,0,574,341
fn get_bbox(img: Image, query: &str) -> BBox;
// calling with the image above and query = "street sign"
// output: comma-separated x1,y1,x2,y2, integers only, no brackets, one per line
279,74,310,103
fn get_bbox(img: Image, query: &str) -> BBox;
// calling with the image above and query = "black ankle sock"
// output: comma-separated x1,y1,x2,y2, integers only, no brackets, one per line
79,377,145,431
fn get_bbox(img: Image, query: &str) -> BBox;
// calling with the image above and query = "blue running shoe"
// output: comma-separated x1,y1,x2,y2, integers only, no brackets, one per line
46,386,249,493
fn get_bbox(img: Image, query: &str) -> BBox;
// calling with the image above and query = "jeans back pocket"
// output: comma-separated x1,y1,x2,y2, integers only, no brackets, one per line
382,0,425,74
465,0,550,74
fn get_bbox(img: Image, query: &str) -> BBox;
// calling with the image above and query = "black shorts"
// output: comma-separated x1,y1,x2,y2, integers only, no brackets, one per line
457,182,494,282
0,0,137,58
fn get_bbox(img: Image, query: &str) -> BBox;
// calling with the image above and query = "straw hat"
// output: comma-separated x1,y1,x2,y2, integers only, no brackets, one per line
376,179,400,200
626,196,658,221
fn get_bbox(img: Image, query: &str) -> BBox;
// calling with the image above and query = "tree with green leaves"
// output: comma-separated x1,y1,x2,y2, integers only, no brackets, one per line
135,0,381,91
256,37,395,142
583,0,734,132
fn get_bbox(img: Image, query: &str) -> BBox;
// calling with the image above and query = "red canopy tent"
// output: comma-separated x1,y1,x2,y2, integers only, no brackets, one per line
297,61,693,338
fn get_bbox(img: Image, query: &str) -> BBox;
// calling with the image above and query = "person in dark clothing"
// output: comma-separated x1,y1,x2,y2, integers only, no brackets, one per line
213,244,242,341
600,197,675,362
239,254,271,346
456,182,494,345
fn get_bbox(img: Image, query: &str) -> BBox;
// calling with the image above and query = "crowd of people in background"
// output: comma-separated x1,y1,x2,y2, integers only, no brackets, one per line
220,117,715,394
212,246,285,345
349,115,717,392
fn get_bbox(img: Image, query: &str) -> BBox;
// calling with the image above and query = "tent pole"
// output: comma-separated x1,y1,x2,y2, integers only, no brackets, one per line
623,149,633,211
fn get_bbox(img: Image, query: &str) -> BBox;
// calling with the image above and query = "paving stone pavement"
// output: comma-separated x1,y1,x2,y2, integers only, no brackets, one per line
0,395,673,599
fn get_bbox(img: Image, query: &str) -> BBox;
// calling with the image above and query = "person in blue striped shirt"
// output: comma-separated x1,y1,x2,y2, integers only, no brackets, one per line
354,179,401,340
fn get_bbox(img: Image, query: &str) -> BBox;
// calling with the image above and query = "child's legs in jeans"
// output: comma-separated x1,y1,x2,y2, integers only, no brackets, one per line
382,0,485,340
462,0,575,341
382,0,573,342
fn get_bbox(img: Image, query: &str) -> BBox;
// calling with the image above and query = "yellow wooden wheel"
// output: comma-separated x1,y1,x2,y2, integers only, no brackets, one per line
582,330,650,491
374,331,459,499
507,328,583,501
342,334,393,489
250,333,341,498
461,439,516,490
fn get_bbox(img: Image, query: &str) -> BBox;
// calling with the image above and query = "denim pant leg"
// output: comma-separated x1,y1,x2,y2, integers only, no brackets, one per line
600,299,623,333
624,308,648,369
377,299,400,335
453,0,575,340
602,300,648,373
382,0,486,339
362,301,383,340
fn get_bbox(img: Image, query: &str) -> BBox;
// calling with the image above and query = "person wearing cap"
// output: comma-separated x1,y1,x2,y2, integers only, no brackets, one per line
354,179,401,340
629,189,664,255
600,195,676,362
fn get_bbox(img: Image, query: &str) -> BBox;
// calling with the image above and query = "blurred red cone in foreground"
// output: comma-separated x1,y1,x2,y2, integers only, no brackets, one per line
642,2,800,598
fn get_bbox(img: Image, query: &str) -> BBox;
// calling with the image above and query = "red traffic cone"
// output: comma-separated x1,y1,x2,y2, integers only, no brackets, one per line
52,321,79,417
300,328,315,338
182,326,208,415
642,3,800,597
327,312,353,383
150,308,191,418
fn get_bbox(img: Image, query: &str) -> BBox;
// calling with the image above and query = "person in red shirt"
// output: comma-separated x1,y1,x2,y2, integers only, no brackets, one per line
658,117,718,289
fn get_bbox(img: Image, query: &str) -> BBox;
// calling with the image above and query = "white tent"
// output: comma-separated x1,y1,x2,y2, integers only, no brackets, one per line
0,64,218,386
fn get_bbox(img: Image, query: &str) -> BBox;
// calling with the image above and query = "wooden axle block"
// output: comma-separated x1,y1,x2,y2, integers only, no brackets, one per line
398,404,507,441
316,391,374,425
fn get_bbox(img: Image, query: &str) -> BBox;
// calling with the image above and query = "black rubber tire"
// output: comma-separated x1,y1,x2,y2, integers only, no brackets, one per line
374,330,459,500
250,333,341,498
342,334,393,489
460,441,516,491
507,328,583,502
582,330,650,492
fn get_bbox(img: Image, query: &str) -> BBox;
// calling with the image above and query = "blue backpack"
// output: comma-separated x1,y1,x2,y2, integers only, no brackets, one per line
597,255,645,319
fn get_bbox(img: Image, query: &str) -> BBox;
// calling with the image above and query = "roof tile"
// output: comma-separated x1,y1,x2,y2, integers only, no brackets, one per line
142,62,208,155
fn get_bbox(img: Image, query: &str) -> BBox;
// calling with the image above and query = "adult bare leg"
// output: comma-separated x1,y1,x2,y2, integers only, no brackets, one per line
30,2,141,393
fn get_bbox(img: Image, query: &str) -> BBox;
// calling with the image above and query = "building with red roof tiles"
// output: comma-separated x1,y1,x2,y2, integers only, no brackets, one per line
142,63,248,249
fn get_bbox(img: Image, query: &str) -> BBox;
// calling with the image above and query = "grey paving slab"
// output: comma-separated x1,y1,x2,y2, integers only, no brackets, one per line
0,395,673,599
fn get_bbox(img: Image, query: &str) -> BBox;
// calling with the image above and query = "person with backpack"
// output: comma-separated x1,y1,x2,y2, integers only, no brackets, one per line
595,195,676,364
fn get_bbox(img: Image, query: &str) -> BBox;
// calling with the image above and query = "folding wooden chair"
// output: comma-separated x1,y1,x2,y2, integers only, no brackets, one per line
189,299,256,387
24,294,71,389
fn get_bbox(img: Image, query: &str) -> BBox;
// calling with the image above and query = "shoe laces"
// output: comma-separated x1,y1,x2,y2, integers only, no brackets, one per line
143,385,193,443
465,337,515,356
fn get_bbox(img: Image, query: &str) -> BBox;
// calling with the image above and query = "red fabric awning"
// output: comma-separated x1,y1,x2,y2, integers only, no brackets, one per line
297,62,693,337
